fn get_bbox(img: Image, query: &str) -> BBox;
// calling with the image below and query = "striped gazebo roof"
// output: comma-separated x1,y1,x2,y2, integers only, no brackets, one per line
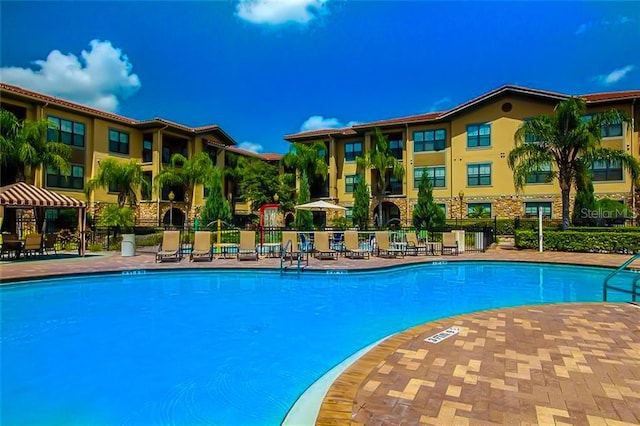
0,182,86,208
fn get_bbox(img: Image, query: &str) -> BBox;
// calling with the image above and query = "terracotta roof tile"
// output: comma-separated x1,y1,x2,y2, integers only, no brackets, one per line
581,90,640,102
0,83,234,144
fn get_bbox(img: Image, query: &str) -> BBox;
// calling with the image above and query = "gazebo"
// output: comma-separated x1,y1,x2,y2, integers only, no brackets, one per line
0,182,87,256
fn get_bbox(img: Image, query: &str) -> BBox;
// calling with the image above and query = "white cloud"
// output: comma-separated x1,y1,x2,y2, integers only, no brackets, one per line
237,141,264,153
595,65,636,85
300,115,357,131
428,97,453,112
236,0,329,25
575,16,634,35
0,40,141,112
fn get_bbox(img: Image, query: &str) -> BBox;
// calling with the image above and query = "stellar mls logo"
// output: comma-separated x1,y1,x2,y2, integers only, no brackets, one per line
580,208,635,219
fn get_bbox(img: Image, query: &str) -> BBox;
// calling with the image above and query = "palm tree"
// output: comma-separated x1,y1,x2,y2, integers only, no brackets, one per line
281,141,328,190
154,152,216,221
0,109,72,184
85,158,148,208
508,97,639,230
356,127,405,226
222,151,247,215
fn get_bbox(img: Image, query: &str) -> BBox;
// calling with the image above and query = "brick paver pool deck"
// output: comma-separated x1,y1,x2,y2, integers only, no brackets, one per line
2,248,639,425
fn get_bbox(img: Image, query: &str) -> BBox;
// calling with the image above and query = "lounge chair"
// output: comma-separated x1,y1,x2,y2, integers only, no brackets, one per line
375,231,405,258
344,231,369,259
22,233,43,257
156,230,181,262
313,231,338,260
237,230,258,261
442,232,459,255
190,231,213,262
406,233,439,256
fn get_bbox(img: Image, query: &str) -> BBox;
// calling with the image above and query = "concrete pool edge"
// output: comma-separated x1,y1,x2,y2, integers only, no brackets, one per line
281,337,388,425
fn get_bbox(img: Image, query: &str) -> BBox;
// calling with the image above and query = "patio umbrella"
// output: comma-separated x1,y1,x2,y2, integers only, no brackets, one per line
294,200,346,211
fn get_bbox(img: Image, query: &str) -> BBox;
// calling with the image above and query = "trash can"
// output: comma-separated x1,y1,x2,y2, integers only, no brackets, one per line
121,234,136,257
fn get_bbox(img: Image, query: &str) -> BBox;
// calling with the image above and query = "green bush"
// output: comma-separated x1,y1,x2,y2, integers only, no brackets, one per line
88,243,103,252
515,230,640,253
135,232,164,247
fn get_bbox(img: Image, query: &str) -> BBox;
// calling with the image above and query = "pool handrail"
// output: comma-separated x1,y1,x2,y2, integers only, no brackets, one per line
603,253,640,301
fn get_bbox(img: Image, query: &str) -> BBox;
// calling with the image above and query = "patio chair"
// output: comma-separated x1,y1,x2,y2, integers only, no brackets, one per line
405,233,431,256
22,233,43,257
313,231,338,260
344,231,369,259
375,231,405,258
156,230,182,263
442,232,459,255
43,233,58,255
190,231,213,262
237,230,259,261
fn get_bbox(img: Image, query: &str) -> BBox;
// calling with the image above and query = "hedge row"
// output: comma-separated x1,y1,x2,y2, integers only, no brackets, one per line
515,230,640,253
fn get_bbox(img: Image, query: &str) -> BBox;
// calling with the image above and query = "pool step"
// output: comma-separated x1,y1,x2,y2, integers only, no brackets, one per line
282,264,306,272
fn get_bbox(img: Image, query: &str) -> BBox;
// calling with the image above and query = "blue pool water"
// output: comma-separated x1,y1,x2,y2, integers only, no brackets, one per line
0,261,632,425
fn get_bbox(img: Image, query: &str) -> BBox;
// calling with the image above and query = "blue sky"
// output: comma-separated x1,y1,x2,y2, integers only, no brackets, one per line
1,1,639,154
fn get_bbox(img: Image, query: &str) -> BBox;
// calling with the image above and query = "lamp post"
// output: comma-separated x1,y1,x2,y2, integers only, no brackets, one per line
168,190,175,227
458,190,464,221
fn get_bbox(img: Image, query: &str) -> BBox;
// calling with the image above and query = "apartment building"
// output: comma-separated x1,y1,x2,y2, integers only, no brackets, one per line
0,83,281,226
284,85,640,226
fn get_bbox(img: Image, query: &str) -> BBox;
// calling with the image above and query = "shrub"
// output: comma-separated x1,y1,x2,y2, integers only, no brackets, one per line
515,230,640,253
88,243,103,252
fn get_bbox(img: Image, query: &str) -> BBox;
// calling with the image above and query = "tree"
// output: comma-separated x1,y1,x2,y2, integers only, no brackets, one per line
294,171,313,230
356,127,405,226
154,152,215,220
239,159,281,211
200,169,232,227
277,172,296,213
86,158,148,208
281,141,328,189
571,160,597,226
351,173,370,229
412,174,445,231
0,109,71,184
222,151,247,216
508,97,639,230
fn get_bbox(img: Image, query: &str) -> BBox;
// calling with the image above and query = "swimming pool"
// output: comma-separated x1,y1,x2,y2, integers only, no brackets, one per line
0,261,631,424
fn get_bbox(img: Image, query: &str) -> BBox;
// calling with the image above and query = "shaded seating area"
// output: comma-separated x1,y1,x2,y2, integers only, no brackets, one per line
237,230,259,261
313,231,338,260
344,231,369,259
0,182,87,257
156,230,182,262
190,231,212,262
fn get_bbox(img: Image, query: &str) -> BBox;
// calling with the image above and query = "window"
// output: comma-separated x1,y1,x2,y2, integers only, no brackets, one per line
526,162,552,184
109,129,129,154
108,182,119,193
47,116,85,147
344,142,362,162
414,129,446,152
387,176,402,194
46,164,84,190
345,174,360,193
162,147,171,164
524,202,552,218
388,136,403,159
414,166,445,188
142,139,153,163
345,207,353,220
591,159,622,181
523,118,542,143
467,163,491,186
467,124,491,148
467,202,491,218
582,114,623,138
